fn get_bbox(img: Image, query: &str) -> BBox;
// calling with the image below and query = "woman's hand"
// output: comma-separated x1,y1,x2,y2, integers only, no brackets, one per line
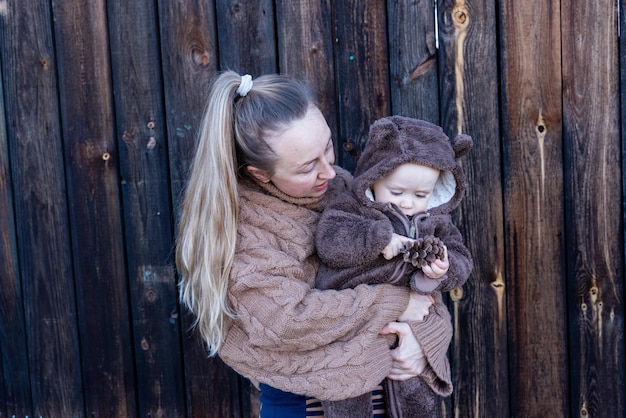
379,321,427,380
398,291,434,322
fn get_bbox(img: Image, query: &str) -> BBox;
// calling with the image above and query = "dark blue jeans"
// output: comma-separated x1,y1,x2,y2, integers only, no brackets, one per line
259,383,307,417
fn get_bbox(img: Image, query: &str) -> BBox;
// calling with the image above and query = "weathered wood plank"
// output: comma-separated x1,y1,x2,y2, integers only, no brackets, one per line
215,0,277,75
107,0,185,415
0,46,31,418
158,1,249,416
50,0,137,415
160,0,217,213
275,0,338,141
437,0,509,416
334,0,390,171
561,0,624,416
0,1,83,416
499,1,568,416
386,0,439,122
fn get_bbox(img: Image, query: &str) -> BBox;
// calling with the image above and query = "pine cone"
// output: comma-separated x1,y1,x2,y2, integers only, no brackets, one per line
401,236,445,268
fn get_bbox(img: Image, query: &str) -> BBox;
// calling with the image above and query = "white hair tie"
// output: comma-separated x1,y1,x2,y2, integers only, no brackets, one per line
236,74,253,97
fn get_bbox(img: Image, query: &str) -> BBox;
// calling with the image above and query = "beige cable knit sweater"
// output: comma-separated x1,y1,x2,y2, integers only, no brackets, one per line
218,167,452,402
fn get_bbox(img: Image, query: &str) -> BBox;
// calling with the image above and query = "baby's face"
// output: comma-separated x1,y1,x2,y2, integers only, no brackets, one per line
372,163,440,217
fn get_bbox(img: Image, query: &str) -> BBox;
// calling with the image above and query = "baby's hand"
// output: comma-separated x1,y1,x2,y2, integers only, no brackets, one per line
382,233,414,260
421,246,449,279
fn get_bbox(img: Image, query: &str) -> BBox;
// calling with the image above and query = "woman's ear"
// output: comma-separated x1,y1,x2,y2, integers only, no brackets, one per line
246,165,271,183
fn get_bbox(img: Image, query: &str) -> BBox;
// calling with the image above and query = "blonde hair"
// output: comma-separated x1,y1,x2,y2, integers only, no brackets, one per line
176,70,315,356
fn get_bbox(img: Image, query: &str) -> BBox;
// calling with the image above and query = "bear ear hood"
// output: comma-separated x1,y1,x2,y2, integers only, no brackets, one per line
353,116,472,215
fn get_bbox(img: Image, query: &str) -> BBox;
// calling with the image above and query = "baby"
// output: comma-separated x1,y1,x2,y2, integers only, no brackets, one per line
315,116,473,418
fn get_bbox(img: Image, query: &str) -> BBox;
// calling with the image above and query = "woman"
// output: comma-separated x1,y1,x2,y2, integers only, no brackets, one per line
176,71,453,417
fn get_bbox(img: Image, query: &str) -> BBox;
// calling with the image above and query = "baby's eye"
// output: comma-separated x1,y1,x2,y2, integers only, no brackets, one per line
390,191,402,196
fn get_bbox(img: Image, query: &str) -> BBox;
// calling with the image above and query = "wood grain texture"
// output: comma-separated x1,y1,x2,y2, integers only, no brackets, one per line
561,0,624,416
108,0,185,416
159,0,218,212
387,0,439,122
51,0,137,415
499,1,568,416
438,0,509,417
0,45,31,418
215,0,277,75
0,1,83,416
334,0,390,171
275,0,339,144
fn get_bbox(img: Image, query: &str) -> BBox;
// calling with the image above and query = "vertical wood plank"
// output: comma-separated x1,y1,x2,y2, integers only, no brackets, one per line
158,1,249,416
386,0,439,122
621,0,626,412
275,0,338,144
437,0,509,416
160,0,217,213
215,0,277,75
561,0,624,416
0,47,31,418
0,1,83,416
108,0,185,415
499,1,568,416
50,0,137,415
334,0,390,171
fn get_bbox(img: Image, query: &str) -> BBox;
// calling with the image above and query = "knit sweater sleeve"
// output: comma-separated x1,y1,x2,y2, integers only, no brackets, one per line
220,254,409,400
408,292,453,396
220,287,405,401
228,244,408,351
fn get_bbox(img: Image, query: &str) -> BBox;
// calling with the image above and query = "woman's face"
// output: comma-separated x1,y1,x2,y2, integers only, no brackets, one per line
252,107,336,198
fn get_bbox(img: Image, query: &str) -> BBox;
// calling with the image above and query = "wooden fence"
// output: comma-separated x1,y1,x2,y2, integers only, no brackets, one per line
0,0,624,417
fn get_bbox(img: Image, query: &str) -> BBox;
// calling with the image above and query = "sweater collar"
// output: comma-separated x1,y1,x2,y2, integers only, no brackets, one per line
239,175,329,212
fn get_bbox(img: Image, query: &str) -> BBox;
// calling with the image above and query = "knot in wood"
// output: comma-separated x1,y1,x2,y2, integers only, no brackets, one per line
122,130,134,143
453,3,470,28
140,337,150,350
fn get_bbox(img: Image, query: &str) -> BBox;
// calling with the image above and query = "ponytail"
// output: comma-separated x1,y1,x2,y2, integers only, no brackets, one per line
176,70,314,355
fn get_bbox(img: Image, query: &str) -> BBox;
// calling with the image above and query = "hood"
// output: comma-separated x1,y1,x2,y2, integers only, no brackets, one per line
353,116,472,215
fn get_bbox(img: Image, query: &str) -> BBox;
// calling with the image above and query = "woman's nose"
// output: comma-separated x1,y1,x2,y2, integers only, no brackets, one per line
319,158,336,180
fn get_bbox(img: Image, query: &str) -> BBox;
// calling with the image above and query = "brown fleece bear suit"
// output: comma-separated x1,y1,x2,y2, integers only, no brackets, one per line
316,116,473,418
